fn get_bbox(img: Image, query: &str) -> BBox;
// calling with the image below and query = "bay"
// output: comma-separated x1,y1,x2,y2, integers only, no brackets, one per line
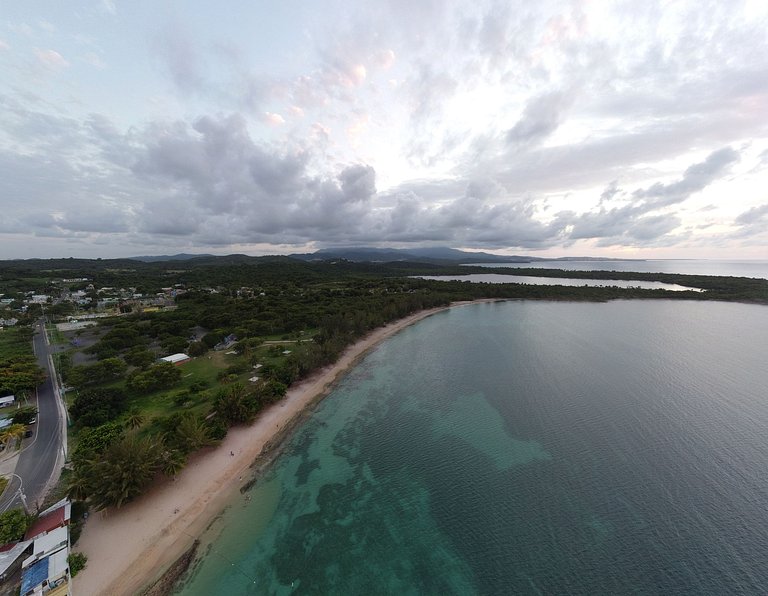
469,259,768,279
415,273,702,291
176,300,768,595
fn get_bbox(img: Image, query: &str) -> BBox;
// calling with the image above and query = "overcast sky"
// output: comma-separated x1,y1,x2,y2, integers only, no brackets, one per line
1,0,767,259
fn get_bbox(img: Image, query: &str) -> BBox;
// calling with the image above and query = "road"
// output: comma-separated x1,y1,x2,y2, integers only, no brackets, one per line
0,321,65,513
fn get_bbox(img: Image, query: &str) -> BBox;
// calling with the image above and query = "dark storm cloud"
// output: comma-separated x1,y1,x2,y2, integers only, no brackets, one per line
130,114,379,242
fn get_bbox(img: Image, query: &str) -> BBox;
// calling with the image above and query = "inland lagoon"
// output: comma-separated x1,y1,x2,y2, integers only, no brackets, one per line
176,300,768,595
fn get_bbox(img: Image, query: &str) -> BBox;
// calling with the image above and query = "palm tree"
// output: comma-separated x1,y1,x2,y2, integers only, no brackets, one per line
0,424,27,448
124,409,145,430
66,468,91,502
87,433,161,510
160,448,187,477
175,415,214,453
214,383,255,424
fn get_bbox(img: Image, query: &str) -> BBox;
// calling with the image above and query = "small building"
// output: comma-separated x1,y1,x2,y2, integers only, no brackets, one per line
0,395,15,408
160,353,191,366
20,527,70,596
19,501,72,596
24,501,71,542
214,334,237,351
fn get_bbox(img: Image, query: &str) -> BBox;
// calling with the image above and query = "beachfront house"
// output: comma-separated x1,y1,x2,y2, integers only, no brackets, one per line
19,500,72,596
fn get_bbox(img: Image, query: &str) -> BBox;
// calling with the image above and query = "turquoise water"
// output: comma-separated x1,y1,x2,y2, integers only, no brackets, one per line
177,300,768,595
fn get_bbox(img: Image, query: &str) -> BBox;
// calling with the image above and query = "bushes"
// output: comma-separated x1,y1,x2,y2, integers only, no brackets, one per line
69,388,126,427
0,508,29,544
67,358,127,388
11,406,38,425
68,552,88,576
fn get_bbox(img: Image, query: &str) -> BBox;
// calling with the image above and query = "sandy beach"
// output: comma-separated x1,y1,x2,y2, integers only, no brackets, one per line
73,301,481,595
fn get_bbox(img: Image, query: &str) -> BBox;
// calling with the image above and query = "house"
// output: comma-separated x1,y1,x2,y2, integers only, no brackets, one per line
20,527,70,596
160,353,191,366
0,395,15,408
19,501,72,596
214,334,237,351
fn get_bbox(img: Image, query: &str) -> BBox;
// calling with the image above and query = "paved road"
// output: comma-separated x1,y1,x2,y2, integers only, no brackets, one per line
0,321,64,513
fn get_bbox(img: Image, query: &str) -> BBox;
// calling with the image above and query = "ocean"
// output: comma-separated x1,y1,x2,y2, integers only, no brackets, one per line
176,300,768,595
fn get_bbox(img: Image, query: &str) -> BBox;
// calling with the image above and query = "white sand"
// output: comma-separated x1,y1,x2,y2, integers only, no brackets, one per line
74,301,483,595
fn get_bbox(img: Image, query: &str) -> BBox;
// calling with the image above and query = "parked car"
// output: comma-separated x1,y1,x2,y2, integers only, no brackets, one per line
28,417,37,424
24,430,33,438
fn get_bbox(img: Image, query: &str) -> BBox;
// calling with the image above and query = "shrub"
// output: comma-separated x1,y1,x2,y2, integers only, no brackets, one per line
68,552,88,576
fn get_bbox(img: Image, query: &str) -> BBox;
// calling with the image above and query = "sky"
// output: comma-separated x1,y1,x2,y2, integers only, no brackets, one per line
1,0,767,260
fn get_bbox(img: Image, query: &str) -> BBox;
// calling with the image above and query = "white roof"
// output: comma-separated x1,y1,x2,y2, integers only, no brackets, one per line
30,527,68,558
160,353,190,363
0,395,15,405
0,540,32,577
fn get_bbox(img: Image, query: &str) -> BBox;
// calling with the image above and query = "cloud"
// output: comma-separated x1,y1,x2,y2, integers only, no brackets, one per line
264,112,285,126
506,91,573,148
735,203,768,226
35,49,69,69
552,148,740,246
155,28,206,94
633,147,739,209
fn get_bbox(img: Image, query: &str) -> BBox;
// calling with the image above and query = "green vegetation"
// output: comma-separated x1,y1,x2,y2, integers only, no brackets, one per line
0,327,45,398
0,424,27,447
68,552,88,576
1,254,765,510
0,508,29,543
11,407,37,425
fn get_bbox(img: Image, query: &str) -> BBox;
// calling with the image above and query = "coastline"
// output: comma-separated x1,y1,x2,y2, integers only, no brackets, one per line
73,300,488,595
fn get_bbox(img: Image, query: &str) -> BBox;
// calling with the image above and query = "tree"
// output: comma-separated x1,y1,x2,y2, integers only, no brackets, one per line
174,414,214,453
160,448,187,477
124,348,155,369
126,362,182,394
0,424,27,447
11,407,38,425
124,408,145,430
214,383,258,425
71,421,123,465
66,471,91,502
69,387,127,427
0,357,45,395
85,433,162,509
0,508,28,543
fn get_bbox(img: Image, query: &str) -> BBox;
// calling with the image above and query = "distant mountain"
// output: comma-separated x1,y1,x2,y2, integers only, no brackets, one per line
129,253,216,262
291,246,532,263
291,247,641,264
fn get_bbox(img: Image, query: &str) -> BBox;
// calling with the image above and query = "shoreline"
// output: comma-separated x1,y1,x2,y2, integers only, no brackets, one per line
73,300,492,595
